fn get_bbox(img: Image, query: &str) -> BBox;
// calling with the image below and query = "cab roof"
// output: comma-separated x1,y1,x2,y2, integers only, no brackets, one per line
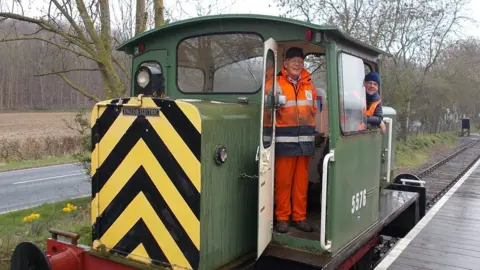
117,14,390,56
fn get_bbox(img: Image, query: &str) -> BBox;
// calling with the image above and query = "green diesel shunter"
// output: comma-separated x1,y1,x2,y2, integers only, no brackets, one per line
9,14,427,270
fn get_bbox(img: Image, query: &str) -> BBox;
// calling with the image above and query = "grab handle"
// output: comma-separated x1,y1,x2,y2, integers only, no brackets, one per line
383,117,393,182
321,150,334,251
49,228,80,246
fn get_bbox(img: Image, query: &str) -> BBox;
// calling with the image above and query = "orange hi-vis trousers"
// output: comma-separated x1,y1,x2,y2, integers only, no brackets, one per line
275,155,311,222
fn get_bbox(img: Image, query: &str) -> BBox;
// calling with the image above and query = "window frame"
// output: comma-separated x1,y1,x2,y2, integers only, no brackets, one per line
336,50,380,137
175,31,265,95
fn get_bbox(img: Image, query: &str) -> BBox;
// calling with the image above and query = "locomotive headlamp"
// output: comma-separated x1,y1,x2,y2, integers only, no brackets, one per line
137,69,150,88
134,62,165,97
214,145,228,165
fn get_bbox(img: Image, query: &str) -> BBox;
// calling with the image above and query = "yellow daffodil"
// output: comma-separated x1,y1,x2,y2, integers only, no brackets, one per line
62,202,78,213
22,213,40,223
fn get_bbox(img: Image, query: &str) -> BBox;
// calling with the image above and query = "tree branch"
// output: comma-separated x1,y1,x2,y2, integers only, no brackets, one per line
55,72,101,102
0,36,97,62
154,0,164,27
0,12,96,56
99,0,111,52
33,68,101,77
50,0,98,54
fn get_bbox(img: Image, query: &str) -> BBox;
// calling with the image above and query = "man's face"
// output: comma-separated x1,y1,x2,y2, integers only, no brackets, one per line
283,56,304,78
364,81,379,95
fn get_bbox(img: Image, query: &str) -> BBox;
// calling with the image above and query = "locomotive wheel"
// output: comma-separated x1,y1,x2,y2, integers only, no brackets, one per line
10,241,51,270
393,173,421,187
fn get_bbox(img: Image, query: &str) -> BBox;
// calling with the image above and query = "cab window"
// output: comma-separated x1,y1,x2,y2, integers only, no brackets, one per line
338,52,367,134
263,49,275,148
177,33,264,93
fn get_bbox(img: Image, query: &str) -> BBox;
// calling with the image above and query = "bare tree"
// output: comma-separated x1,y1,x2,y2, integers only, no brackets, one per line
154,0,164,27
165,0,237,20
0,0,166,101
135,0,147,35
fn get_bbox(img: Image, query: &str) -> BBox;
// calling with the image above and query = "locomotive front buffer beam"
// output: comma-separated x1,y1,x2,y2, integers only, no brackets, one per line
10,229,157,270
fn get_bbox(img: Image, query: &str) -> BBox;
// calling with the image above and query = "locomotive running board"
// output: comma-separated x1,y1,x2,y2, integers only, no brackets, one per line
381,183,426,238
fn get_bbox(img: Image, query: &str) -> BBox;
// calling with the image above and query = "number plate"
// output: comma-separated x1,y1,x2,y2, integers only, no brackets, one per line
351,189,367,214
122,107,160,117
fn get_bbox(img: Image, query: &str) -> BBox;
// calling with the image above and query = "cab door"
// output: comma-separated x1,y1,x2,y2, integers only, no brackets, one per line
324,52,383,254
257,38,278,258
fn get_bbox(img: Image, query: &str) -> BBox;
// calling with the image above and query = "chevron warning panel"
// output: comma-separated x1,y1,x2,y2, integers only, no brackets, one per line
90,96,202,270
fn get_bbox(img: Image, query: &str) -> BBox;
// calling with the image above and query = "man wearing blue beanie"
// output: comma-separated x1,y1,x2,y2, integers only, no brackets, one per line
363,72,386,134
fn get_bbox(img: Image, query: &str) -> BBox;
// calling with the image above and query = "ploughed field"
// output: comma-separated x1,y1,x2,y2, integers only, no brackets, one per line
0,112,88,141
0,111,91,164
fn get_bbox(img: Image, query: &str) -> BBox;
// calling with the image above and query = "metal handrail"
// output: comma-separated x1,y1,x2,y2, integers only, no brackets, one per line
384,117,393,182
321,150,334,251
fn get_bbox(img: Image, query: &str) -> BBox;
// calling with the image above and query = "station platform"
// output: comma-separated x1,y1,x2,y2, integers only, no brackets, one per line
375,158,480,270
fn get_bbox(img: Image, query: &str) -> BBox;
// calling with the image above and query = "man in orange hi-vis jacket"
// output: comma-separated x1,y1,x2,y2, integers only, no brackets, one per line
273,47,317,233
362,72,386,134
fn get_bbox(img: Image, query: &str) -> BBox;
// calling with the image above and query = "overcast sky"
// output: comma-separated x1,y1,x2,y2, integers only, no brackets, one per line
3,0,480,39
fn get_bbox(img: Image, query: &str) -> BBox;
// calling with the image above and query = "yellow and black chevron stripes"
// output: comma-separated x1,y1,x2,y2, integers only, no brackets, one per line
90,97,201,270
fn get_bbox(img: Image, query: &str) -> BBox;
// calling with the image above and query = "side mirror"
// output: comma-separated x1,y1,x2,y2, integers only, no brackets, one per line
275,94,286,107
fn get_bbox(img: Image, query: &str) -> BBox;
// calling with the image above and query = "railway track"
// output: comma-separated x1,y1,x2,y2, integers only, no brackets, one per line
372,136,480,268
420,138,480,208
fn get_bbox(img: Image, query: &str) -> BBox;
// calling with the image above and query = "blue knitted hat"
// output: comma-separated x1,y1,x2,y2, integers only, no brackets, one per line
364,72,380,86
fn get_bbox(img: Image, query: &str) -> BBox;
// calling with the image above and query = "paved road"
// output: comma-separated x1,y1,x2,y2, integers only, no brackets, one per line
0,163,90,214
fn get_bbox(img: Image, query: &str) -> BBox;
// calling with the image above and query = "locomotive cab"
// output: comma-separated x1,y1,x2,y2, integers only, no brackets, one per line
9,14,425,270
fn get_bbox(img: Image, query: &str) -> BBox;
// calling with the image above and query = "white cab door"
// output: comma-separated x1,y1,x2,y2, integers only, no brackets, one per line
257,37,278,258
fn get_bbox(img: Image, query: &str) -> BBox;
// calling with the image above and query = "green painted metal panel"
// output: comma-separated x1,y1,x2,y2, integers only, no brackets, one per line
328,133,382,254
191,100,260,270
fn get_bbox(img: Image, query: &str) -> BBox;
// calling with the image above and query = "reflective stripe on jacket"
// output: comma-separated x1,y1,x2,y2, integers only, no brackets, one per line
275,67,317,156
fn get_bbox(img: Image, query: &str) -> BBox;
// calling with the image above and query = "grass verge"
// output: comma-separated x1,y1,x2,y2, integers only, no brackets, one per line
0,156,79,172
0,197,90,269
395,131,458,173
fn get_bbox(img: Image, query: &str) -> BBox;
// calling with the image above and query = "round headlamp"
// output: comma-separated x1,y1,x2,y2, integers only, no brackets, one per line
214,146,227,165
137,69,150,88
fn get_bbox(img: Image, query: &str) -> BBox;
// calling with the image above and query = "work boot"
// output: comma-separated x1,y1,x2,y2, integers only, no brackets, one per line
292,220,313,232
275,221,289,233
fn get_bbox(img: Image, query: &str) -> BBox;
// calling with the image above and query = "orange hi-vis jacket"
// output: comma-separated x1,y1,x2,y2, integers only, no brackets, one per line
341,90,382,131
274,67,317,156
358,100,381,130
365,100,381,116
